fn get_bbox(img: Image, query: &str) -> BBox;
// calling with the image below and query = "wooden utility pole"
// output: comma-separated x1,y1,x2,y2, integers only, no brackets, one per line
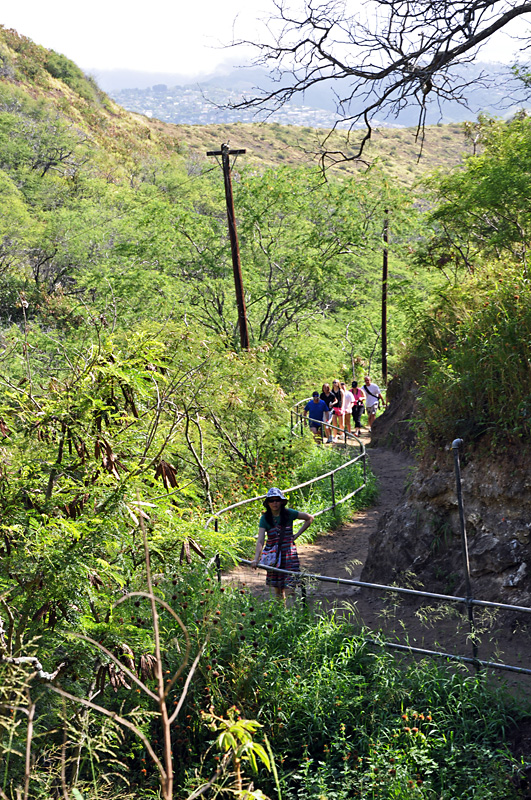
206,143,249,350
381,209,389,386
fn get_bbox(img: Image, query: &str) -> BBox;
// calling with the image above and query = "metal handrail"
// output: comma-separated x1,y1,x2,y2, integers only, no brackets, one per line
205,423,367,530
239,560,531,616
236,560,531,676
370,641,531,677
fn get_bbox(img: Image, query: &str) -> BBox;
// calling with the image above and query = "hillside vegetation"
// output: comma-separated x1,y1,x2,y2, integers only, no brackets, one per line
397,113,531,453
161,120,469,185
1,24,530,800
0,25,469,183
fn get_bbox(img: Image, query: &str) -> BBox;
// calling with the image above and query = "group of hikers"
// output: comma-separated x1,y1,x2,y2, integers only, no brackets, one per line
250,376,387,600
303,374,386,442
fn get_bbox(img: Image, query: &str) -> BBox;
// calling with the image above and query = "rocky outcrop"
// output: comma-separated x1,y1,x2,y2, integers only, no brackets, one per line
362,385,531,607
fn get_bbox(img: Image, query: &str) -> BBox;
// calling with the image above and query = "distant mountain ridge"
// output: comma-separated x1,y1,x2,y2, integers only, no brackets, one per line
100,63,531,128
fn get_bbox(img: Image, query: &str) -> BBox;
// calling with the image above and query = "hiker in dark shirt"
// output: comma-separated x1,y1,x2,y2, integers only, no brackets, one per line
330,379,344,440
303,392,329,443
320,383,336,443
351,380,366,438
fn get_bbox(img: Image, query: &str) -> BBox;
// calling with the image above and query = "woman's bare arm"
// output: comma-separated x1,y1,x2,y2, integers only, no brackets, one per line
293,511,314,540
251,527,266,567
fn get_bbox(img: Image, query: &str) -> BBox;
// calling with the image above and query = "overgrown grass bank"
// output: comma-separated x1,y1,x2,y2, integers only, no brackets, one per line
7,573,528,799
401,264,531,451
167,584,529,799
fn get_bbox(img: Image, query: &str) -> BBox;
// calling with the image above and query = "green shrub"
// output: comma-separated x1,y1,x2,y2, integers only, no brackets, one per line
180,596,528,800
402,263,531,449
45,50,98,102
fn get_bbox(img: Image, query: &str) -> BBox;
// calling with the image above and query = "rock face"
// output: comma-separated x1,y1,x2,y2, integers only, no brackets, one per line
362,387,531,607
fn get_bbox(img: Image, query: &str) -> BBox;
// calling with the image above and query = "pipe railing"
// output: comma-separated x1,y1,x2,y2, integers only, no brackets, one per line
290,396,311,438
236,559,531,676
205,425,367,531
208,397,529,679
239,560,531,616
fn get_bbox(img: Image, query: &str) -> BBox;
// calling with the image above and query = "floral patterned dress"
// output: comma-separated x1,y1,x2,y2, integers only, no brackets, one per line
259,507,301,588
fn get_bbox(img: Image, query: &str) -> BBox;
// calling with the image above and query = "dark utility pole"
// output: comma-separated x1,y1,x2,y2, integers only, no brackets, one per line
381,209,389,386
206,143,249,350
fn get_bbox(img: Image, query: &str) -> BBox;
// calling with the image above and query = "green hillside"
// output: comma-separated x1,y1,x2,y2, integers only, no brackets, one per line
0,23,448,378
1,24,530,800
0,25,469,183
161,119,470,184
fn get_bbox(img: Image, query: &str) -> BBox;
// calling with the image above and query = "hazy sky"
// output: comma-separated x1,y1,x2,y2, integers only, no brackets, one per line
2,0,528,80
1,0,270,77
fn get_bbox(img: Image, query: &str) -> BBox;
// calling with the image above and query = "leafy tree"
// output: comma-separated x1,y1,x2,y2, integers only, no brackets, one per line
0,171,36,276
134,164,413,350
421,113,531,273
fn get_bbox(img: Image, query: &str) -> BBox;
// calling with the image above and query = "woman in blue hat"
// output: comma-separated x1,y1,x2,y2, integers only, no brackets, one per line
250,487,314,599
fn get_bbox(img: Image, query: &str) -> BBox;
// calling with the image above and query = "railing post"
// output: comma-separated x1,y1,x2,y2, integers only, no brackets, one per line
330,472,336,513
215,519,221,584
301,577,307,608
452,438,478,665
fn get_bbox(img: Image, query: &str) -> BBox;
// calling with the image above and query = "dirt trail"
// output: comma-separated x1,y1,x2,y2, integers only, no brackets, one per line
231,431,530,696
298,430,412,594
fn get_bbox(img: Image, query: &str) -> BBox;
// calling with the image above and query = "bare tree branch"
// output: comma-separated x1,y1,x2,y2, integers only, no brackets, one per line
228,0,531,161
1,655,66,682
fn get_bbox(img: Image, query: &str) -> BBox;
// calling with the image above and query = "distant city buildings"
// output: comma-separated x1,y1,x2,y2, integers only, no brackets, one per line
110,85,355,128
108,63,531,129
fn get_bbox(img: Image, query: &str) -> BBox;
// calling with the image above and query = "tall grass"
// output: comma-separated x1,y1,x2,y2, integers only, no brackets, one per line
404,263,531,449
175,588,529,799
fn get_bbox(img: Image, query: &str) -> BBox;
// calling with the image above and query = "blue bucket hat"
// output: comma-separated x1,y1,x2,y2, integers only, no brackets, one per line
263,487,287,506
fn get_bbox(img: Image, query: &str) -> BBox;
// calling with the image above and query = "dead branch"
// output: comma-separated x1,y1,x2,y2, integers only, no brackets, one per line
227,0,531,162
1,655,66,682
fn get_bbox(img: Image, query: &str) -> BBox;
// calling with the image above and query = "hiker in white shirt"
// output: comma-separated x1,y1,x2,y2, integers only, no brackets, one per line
363,375,386,432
